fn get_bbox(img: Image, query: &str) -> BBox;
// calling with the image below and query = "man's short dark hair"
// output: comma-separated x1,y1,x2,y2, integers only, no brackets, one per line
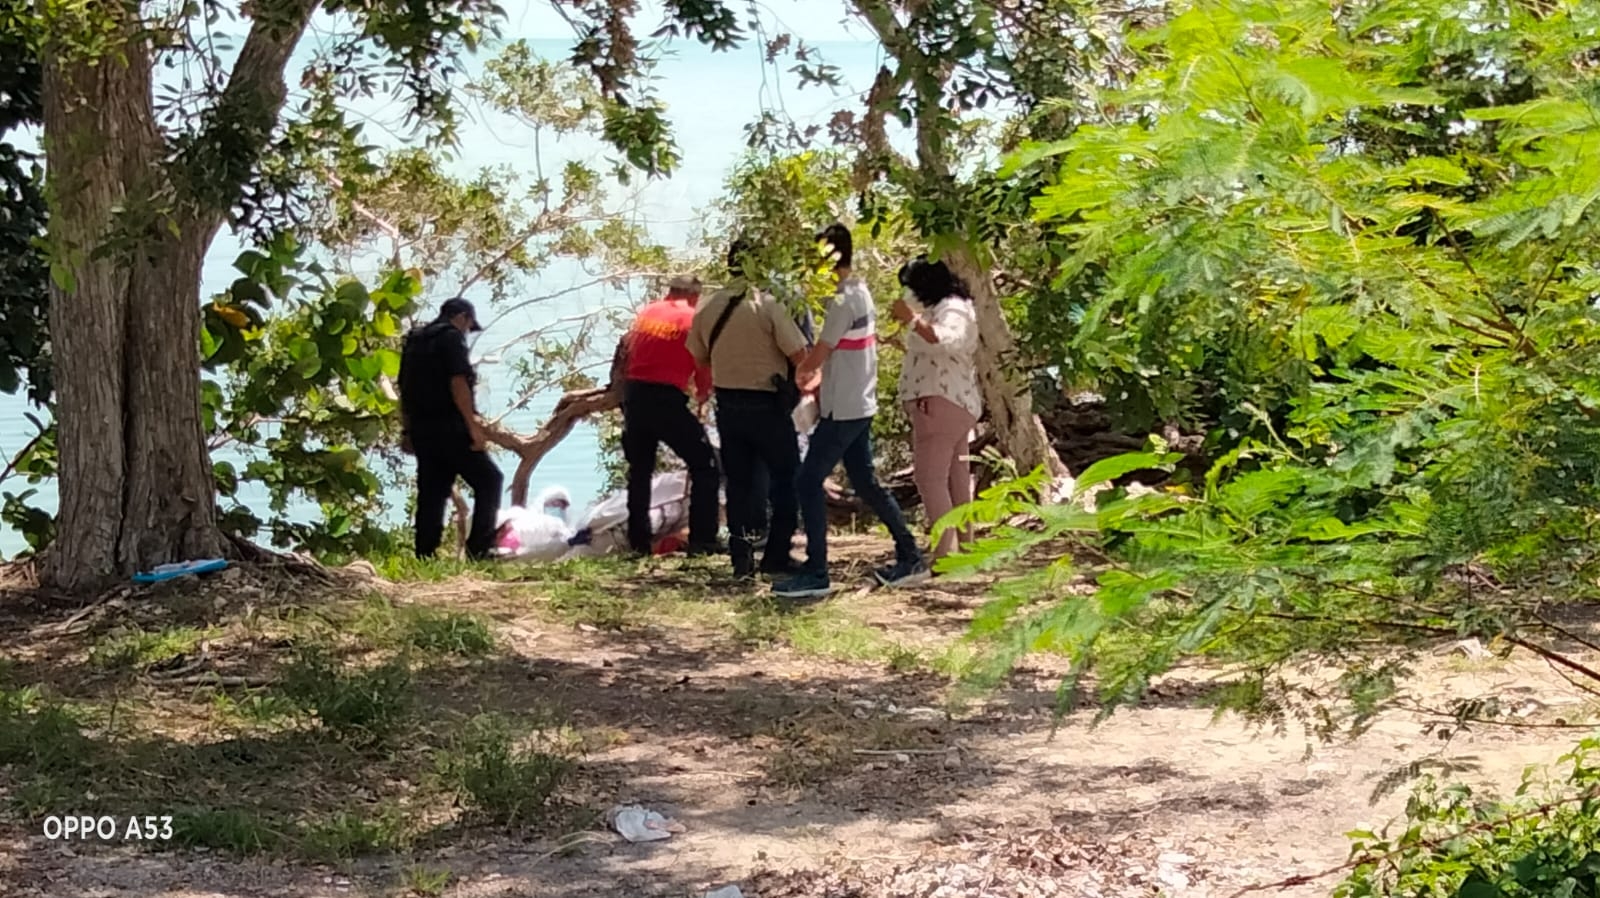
816,222,852,269
726,237,753,277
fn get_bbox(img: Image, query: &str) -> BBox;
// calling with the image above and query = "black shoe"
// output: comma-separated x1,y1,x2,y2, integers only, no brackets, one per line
773,570,833,600
873,558,932,588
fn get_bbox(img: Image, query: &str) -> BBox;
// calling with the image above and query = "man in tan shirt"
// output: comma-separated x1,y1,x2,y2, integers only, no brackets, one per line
688,239,810,579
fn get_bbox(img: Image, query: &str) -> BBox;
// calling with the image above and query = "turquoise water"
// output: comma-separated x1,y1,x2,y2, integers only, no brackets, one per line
0,9,891,557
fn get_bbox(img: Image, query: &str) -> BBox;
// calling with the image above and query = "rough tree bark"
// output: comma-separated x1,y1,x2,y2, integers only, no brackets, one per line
850,0,1066,480
39,0,317,589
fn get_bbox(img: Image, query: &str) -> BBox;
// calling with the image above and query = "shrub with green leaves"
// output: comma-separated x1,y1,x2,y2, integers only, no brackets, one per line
1336,739,1600,898
957,0,1600,731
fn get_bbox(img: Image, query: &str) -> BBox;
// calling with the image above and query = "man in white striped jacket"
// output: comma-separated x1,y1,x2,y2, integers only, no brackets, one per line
775,223,929,600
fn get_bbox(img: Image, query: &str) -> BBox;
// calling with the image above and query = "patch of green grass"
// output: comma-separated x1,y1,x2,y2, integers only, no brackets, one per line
887,644,924,674
925,642,981,678
402,865,453,897
785,609,895,662
503,555,656,586
168,808,284,855
373,555,484,583
351,596,495,657
372,552,640,584
278,646,413,743
300,808,410,860
1,688,99,816
9,771,83,817
88,625,215,671
210,692,301,729
531,559,731,632
731,599,897,663
0,688,92,773
545,586,639,631
731,598,786,644
438,713,577,828
403,609,494,656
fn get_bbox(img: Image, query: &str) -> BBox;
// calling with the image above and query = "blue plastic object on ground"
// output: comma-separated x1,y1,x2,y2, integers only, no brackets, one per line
132,558,229,584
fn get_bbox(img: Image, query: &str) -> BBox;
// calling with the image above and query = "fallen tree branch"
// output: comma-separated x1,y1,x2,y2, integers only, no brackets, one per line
44,587,132,635
1259,610,1600,686
482,384,622,507
157,674,278,689
145,643,214,680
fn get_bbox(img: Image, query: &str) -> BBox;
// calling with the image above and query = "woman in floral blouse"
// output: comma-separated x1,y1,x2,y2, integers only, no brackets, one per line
891,258,982,563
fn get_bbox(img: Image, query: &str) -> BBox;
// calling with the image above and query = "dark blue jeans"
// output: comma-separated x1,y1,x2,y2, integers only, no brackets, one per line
797,416,920,574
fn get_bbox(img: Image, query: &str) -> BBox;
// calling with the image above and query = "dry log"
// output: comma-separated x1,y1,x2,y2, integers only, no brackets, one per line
429,384,622,554
480,384,621,507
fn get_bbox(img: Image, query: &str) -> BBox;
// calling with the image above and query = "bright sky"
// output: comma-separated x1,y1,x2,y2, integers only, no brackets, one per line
503,0,869,45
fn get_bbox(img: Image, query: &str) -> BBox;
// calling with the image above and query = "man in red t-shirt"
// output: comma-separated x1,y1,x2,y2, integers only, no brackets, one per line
612,275,720,555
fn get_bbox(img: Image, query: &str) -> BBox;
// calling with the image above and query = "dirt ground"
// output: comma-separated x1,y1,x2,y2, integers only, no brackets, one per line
1,536,1595,898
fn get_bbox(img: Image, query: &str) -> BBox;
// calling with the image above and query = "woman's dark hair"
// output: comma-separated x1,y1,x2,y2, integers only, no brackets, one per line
897,256,971,306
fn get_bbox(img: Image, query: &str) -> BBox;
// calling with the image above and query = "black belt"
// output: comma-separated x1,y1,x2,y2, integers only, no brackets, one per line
714,387,778,401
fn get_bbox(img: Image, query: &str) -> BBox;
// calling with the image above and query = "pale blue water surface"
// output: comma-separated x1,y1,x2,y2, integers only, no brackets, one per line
0,3,897,556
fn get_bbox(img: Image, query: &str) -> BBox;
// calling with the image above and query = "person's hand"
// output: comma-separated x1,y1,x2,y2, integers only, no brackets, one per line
798,367,821,392
469,424,488,453
400,431,414,455
890,298,916,325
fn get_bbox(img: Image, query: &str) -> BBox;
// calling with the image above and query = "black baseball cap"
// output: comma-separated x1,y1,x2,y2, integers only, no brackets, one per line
438,297,483,331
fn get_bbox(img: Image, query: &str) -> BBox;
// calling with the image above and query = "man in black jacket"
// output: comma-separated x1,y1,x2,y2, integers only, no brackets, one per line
398,297,504,560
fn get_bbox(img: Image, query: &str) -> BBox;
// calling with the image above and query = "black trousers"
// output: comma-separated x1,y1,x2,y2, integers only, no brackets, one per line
414,439,504,560
621,380,720,554
714,388,799,575
748,442,796,543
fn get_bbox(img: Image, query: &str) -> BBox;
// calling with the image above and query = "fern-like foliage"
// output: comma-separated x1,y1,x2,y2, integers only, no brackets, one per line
967,0,1600,734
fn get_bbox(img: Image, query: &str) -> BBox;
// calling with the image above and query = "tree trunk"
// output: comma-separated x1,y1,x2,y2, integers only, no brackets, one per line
944,248,1064,478
40,21,222,590
850,0,1066,480
117,237,226,569
38,0,315,590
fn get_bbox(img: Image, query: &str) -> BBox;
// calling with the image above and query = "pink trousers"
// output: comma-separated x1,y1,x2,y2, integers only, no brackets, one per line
907,395,979,560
